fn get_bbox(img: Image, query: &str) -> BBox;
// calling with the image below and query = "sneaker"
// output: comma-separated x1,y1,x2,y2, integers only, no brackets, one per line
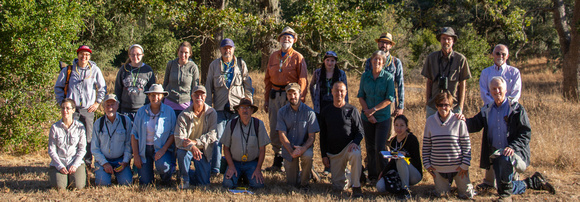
179,181,190,189
531,172,556,194
311,168,320,183
352,187,363,198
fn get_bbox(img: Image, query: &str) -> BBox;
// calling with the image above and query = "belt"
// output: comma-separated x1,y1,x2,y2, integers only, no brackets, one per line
272,84,288,91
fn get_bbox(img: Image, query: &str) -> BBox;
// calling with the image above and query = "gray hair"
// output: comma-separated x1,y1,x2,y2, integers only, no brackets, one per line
493,44,509,55
489,76,507,90
371,50,387,63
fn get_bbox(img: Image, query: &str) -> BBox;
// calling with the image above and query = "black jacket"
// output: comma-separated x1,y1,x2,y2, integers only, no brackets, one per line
466,98,531,169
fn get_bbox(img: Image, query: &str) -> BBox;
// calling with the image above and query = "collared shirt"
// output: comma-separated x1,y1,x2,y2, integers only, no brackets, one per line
357,68,396,122
91,114,133,166
48,120,87,171
54,59,107,109
264,48,309,102
488,99,510,150
364,54,405,109
174,103,218,161
479,63,522,105
131,103,176,164
220,118,271,162
276,102,320,161
421,51,472,109
205,57,253,111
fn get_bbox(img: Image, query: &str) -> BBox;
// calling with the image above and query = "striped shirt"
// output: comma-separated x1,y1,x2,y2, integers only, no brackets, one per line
422,112,471,173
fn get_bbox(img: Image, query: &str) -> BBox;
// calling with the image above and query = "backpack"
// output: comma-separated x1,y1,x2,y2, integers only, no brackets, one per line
230,117,260,145
381,169,404,194
99,114,129,134
59,61,73,96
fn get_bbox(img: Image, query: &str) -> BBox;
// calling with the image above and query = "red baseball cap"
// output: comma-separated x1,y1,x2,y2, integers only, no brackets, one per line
76,45,92,54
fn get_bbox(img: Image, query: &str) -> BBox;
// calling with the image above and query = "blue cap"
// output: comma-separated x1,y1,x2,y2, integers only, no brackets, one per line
323,51,338,59
220,38,235,48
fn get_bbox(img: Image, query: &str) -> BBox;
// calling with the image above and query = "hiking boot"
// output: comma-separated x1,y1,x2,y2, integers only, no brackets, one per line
265,155,283,172
352,187,363,198
528,172,556,194
311,168,320,183
476,182,495,190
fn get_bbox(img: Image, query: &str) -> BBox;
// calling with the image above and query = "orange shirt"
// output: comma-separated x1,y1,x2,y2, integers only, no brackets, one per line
264,48,308,102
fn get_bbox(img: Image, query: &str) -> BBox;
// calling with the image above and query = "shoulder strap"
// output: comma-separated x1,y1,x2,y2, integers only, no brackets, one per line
230,117,239,132
252,117,260,146
64,65,73,96
99,116,106,133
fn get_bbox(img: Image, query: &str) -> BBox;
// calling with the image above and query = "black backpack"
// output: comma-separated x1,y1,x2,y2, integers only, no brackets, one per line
99,114,129,134
381,169,404,194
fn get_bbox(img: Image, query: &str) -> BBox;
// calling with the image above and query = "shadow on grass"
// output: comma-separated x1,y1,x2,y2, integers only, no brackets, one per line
0,165,52,191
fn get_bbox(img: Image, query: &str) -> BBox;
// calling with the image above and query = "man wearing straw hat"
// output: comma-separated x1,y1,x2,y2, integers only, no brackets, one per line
364,32,405,117
422,27,471,118
221,98,270,189
263,26,309,172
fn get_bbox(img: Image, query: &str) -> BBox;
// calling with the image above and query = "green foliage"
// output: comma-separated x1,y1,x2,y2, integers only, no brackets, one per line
454,24,491,81
0,0,87,153
408,29,440,69
141,27,180,73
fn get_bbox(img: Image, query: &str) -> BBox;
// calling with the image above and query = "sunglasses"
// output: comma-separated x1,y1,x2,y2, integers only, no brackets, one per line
436,103,450,108
494,52,507,57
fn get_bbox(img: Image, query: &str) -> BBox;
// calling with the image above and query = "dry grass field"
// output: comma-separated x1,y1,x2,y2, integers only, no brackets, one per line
1,58,579,201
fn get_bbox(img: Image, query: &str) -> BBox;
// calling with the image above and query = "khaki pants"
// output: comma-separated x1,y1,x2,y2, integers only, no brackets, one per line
327,145,362,190
433,171,474,198
49,164,86,190
283,148,313,186
268,91,288,155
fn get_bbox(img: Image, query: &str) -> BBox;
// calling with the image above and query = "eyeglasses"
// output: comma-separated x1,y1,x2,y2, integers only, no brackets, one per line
130,54,144,57
238,106,253,110
436,103,450,108
494,52,507,57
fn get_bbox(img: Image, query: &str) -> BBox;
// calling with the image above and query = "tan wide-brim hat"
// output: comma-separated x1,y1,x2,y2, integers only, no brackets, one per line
233,98,259,114
436,27,458,42
375,32,396,46
144,84,168,95
277,26,298,42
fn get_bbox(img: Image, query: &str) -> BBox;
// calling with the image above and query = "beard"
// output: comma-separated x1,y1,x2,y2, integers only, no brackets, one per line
281,42,293,50
442,44,452,51
289,99,299,106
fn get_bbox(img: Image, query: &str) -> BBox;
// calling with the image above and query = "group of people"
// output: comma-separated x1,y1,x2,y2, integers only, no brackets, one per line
48,26,555,201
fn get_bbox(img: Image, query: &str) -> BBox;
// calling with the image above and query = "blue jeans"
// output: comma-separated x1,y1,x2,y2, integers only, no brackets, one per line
177,149,211,186
213,110,238,173
222,160,264,189
138,145,173,185
493,155,527,196
362,119,391,179
95,157,133,186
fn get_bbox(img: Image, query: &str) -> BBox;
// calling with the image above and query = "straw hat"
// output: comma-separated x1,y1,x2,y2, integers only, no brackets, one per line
375,32,396,46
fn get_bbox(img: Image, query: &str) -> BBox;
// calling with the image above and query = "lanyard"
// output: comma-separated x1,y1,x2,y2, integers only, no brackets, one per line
239,118,252,156
279,52,292,72
390,135,408,151
124,64,141,87
105,118,121,154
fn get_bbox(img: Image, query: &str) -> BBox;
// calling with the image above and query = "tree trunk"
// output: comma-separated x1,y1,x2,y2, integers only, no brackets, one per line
198,0,225,84
258,0,280,71
561,0,580,101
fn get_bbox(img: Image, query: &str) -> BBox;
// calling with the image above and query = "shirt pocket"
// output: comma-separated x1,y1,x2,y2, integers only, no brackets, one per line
112,129,128,149
247,135,259,153
67,134,80,146
448,68,459,81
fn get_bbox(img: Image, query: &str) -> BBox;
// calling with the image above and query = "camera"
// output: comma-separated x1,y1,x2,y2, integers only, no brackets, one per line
438,75,448,90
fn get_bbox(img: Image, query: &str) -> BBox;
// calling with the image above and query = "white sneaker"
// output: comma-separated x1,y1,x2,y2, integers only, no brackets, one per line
179,181,190,189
